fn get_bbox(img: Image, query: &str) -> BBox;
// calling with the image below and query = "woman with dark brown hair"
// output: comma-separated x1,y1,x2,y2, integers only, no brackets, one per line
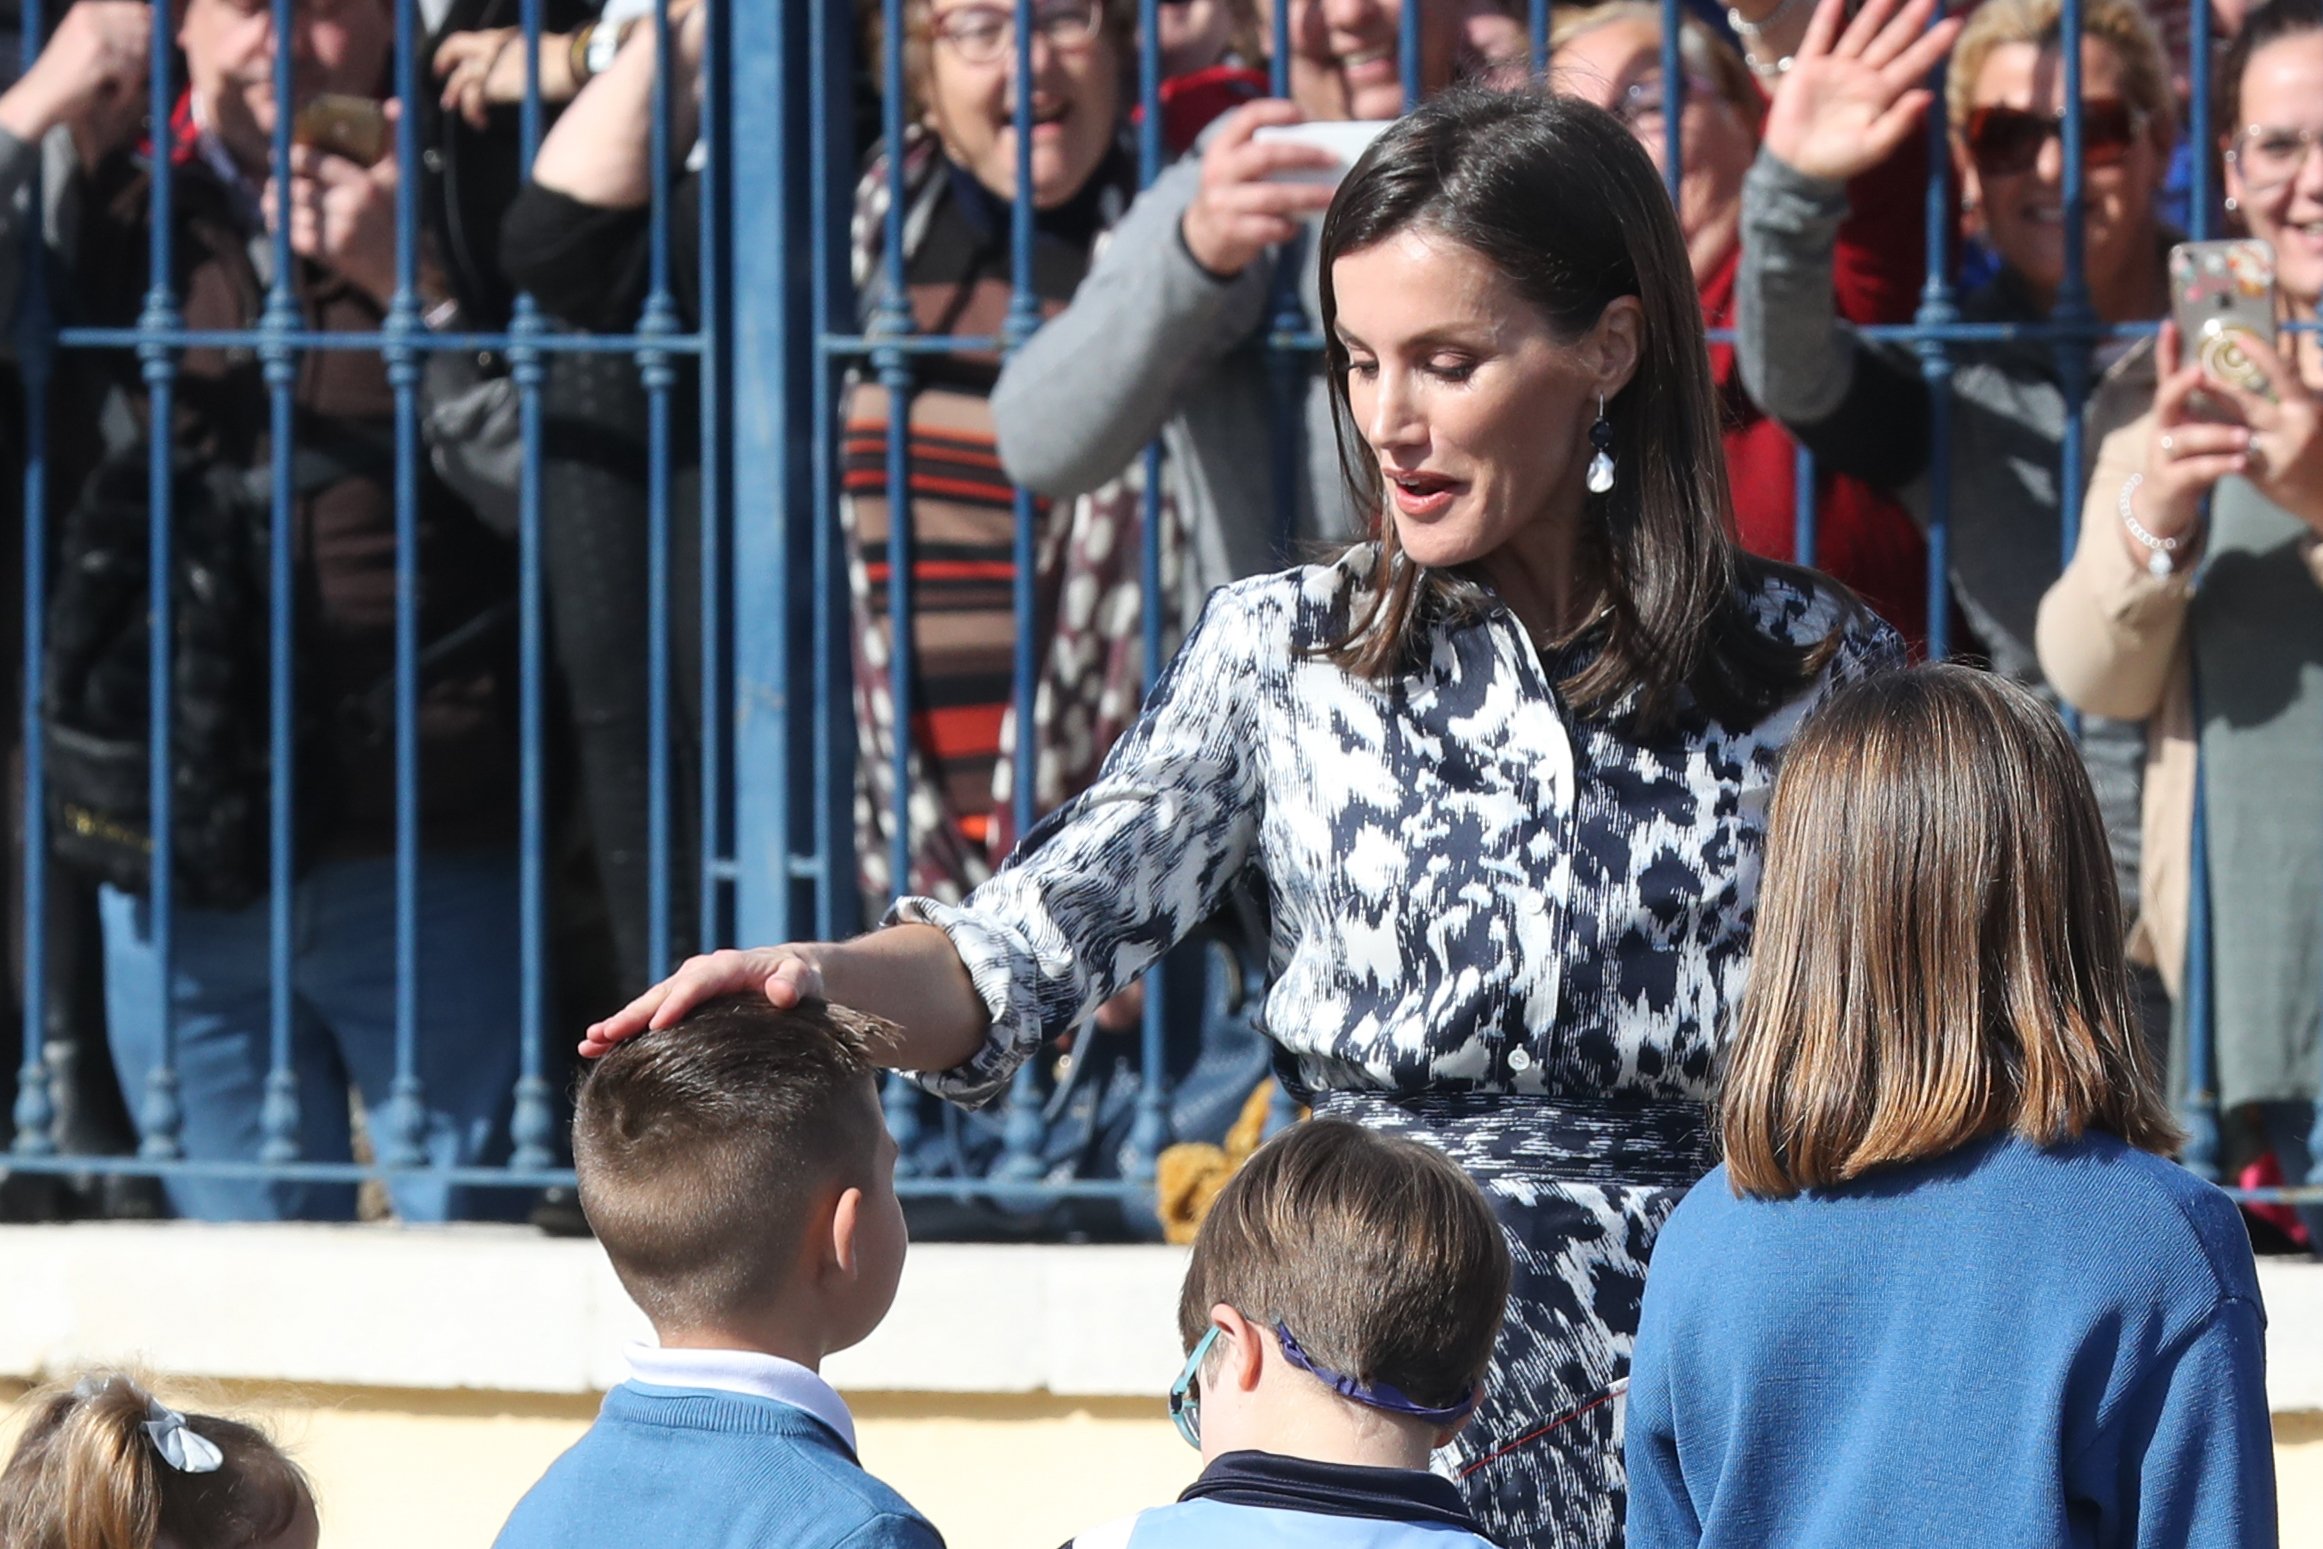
589,88,1898,1548
1627,666,2273,1549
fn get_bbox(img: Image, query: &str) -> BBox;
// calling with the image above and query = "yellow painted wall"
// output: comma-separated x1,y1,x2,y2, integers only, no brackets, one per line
0,1380,1197,1549
1,1380,2312,1549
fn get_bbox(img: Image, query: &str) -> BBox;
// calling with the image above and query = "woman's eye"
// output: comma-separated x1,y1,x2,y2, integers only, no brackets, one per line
1347,358,1379,380
1430,358,1476,383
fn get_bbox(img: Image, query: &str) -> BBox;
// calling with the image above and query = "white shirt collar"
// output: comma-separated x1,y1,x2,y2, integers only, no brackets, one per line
624,1344,857,1452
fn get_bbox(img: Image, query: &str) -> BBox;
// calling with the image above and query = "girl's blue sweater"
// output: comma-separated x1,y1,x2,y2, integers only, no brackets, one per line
1626,1131,2276,1549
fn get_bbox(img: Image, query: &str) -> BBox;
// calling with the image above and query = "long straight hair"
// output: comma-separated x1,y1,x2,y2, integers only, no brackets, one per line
1719,667,2183,1198
1314,87,1845,731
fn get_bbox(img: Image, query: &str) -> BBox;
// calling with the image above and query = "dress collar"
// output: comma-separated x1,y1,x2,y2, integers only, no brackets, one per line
1178,1450,1483,1531
624,1344,857,1453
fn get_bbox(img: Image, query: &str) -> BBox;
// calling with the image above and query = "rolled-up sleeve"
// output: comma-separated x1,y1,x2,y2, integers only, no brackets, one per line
890,582,1271,1105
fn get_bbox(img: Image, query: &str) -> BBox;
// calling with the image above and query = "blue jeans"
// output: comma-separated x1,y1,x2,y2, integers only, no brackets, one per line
100,849,527,1222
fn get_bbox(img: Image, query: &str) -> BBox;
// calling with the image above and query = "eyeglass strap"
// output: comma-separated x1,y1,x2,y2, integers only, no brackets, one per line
1272,1323,1477,1425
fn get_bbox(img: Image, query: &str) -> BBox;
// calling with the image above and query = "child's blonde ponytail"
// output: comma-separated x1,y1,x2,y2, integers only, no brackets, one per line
0,1372,312,1549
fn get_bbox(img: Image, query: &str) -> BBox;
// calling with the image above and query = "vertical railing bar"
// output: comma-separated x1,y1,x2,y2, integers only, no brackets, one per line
640,0,679,980
1914,44,1955,661
1659,0,1682,206
1263,0,1302,562
257,0,304,1166
381,0,428,1169
136,0,184,1161
809,0,853,943
10,0,54,1158
1792,441,1818,573
506,0,555,1172
1124,0,1173,1189
993,0,1048,1183
2054,0,2092,574
697,0,730,952
874,0,924,1169
2183,689,2221,1177
1400,0,1420,109
1530,0,1550,80
2190,0,2213,241
2178,0,2220,1180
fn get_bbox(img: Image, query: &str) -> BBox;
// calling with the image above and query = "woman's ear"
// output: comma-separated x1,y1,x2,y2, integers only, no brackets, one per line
1591,296,1645,400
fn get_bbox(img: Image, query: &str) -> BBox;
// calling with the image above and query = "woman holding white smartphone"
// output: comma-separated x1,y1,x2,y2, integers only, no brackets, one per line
985,0,1477,624
2039,0,2323,1257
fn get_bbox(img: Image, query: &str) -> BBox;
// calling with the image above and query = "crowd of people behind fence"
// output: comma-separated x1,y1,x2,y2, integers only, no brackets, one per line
0,0,2314,1269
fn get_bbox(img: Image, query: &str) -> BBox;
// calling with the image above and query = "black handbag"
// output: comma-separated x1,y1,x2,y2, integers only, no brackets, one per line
44,442,290,911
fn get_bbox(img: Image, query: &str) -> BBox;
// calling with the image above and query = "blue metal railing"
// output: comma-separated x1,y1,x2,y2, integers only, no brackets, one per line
3,0,2317,1220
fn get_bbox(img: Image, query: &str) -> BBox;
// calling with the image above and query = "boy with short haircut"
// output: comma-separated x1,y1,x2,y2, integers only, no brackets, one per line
1071,1119,1511,1549
495,998,938,1549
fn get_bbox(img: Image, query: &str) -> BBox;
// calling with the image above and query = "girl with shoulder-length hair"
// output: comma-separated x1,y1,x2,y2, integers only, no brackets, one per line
591,87,1903,1549
1628,665,2275,1549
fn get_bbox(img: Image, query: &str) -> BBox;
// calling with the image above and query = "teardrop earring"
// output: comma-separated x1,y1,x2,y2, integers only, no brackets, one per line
1586,394,1615,494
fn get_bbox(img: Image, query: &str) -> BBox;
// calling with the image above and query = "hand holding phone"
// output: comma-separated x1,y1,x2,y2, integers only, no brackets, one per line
292,94,390,168
1179,101,1344,278
2168,239,2278,411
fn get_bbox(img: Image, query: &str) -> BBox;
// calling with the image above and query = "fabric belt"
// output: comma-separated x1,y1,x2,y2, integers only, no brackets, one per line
1311,1088,1716,1189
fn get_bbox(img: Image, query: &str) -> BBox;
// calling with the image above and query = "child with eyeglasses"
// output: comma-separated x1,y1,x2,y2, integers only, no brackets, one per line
1065,1119,1510,1549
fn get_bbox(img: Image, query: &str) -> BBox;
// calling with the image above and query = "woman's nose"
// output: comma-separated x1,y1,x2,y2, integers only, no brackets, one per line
1365,371,1423,451
2032,130,2066,186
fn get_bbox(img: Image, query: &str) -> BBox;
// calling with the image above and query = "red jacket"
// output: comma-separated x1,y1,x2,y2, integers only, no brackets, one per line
1707,133,1935,652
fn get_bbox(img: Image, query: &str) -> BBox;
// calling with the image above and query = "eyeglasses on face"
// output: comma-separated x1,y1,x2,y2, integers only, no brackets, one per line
931,0,1104,66
2228,124,2323,196
1614,73,1725,136
1963,98,2144,180
1168,1326,1220,1450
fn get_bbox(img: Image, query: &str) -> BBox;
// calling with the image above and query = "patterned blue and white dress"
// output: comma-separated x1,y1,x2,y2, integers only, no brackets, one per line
897,545,1900,1549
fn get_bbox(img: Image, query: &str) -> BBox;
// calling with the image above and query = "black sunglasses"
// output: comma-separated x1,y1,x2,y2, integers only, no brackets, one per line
1964,99,2144,179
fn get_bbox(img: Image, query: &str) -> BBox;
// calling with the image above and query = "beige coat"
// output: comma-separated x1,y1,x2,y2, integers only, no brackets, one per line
2037,397,2323,996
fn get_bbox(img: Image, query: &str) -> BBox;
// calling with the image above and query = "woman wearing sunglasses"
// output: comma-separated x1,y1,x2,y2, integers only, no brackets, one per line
2042,0,2323,1258
1736,0,2175,922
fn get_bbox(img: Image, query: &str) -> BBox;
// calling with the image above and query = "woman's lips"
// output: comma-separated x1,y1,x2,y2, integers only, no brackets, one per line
1387,471,1462,519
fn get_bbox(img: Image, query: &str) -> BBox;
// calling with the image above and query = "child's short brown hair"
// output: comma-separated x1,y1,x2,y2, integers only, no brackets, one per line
0,1372,312,1549
1177,1119,1511,1415
574,997,888,1331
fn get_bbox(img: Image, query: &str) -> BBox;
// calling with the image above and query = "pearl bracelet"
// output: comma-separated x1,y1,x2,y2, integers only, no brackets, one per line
2117,473,2185,578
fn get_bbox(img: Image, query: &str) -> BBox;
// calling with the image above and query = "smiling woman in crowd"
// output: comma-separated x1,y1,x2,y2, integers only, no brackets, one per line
987,0,1478,619
844,0,1158,916
1551,0,1936,648
1736,0,2175,951
2041,0,2323,1256
590,86,1902,1549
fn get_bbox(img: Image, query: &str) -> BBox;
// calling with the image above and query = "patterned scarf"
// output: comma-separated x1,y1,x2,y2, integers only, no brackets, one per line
842,129,1183,909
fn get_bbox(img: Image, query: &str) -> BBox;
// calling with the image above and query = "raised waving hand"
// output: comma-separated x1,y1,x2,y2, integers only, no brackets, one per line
1762,0,1963,185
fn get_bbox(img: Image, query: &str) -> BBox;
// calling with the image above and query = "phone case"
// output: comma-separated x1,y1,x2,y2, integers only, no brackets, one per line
291,94,389,168
2169,239,2278,397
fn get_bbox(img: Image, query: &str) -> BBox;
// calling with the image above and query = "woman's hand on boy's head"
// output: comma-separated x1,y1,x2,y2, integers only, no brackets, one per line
579,945,829,1056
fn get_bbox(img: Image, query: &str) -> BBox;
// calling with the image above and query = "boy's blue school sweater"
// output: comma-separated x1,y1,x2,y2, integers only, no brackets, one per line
1068,1451,1499,1549
1625,1131,2275,1549
494,1382,942,1549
